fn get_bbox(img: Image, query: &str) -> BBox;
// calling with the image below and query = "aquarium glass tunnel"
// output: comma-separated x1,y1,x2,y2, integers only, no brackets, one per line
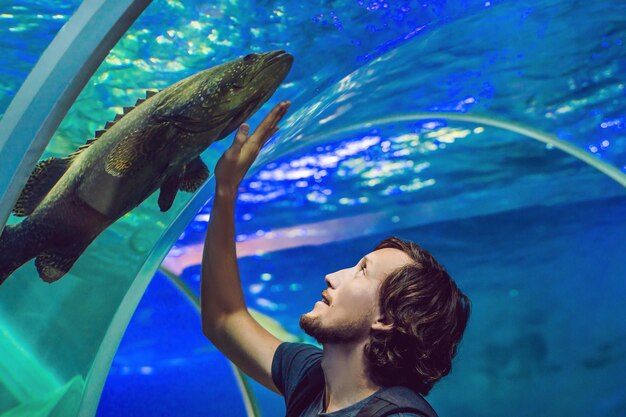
0,0,625,416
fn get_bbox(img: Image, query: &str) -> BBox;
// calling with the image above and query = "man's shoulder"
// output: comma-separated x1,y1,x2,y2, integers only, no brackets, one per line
274,341,322,369
271,342,323,399
276,341,322,357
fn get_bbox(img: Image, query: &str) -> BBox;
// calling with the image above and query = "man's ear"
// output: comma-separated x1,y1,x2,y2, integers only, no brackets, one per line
371,317,394,332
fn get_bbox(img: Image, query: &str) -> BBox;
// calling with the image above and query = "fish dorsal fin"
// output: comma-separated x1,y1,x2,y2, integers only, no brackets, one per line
88,100,139,146
68,133,103,159
73,91,156,165
179,157,210,193
12,157,71,217
75,94,152,163
67,130,104,159
146,89,158,98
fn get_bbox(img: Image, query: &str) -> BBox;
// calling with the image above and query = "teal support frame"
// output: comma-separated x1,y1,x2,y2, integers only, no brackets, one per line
0,0,153,235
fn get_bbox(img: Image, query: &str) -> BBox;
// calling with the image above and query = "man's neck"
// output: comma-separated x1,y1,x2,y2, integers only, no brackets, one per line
320,340,381,413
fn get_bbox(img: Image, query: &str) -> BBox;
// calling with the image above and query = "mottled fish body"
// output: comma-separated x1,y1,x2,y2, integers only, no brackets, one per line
0,50,293,284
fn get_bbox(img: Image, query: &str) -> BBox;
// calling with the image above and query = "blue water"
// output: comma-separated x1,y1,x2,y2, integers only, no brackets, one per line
1,0,625,416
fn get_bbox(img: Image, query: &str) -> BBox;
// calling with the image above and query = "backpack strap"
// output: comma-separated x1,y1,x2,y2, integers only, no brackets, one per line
354,386,438,417
285,362,325,417
355,402,429,417
354,398,398,417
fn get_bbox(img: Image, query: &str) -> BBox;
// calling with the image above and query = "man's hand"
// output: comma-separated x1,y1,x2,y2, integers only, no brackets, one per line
214,101,290,197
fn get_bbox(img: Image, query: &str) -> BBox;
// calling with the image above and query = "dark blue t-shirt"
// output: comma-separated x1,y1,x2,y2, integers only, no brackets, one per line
271,342,421,417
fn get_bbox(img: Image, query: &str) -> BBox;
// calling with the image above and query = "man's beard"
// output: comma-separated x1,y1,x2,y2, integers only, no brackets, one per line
299,312,372,344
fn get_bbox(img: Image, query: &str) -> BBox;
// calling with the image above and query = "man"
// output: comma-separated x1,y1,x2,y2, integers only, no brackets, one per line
201,101,471,417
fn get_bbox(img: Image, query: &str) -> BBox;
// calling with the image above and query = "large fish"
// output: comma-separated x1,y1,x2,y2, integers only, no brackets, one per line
0,50,293,284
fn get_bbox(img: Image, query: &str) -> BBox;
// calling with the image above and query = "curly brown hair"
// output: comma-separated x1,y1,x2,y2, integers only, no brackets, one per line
364,236,470,396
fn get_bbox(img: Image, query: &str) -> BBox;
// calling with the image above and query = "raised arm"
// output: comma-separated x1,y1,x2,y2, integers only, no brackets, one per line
201,101,290,394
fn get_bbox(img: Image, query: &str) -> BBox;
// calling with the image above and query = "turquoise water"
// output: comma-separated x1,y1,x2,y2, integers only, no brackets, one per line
0,0,625,416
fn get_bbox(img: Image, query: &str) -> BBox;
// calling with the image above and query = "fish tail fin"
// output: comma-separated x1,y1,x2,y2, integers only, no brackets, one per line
0,223,36,285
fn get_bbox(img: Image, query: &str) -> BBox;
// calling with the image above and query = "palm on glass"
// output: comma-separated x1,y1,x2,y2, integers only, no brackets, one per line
214,101,290,194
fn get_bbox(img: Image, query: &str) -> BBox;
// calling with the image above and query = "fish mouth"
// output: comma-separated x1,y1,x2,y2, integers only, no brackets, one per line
216,50,292,138
238,50,292,112
263,50,294,72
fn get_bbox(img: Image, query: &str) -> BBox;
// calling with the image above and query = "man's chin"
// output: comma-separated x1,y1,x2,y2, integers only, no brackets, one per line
299,311,313,325
299,312,371,345
299,313,319,337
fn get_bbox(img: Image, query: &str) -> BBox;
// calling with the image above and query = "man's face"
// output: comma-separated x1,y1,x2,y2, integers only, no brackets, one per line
300,247,412,344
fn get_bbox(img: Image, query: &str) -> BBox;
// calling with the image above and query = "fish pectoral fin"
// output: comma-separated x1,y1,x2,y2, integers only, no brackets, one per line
35,243,87,283
105,123,167,177
179,157,210,193
158,172,181,212
13,157,71,217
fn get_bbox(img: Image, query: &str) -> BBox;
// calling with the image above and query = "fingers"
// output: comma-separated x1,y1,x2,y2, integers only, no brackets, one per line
252,101,290,145
232,123,250,151
231,101,290,153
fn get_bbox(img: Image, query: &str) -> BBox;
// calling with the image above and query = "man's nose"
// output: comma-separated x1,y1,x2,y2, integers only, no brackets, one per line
325,267,348,288
324,273,337,289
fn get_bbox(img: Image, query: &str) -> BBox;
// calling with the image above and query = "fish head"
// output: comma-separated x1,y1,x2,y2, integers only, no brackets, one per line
211,50,294,137
153,50,294,140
